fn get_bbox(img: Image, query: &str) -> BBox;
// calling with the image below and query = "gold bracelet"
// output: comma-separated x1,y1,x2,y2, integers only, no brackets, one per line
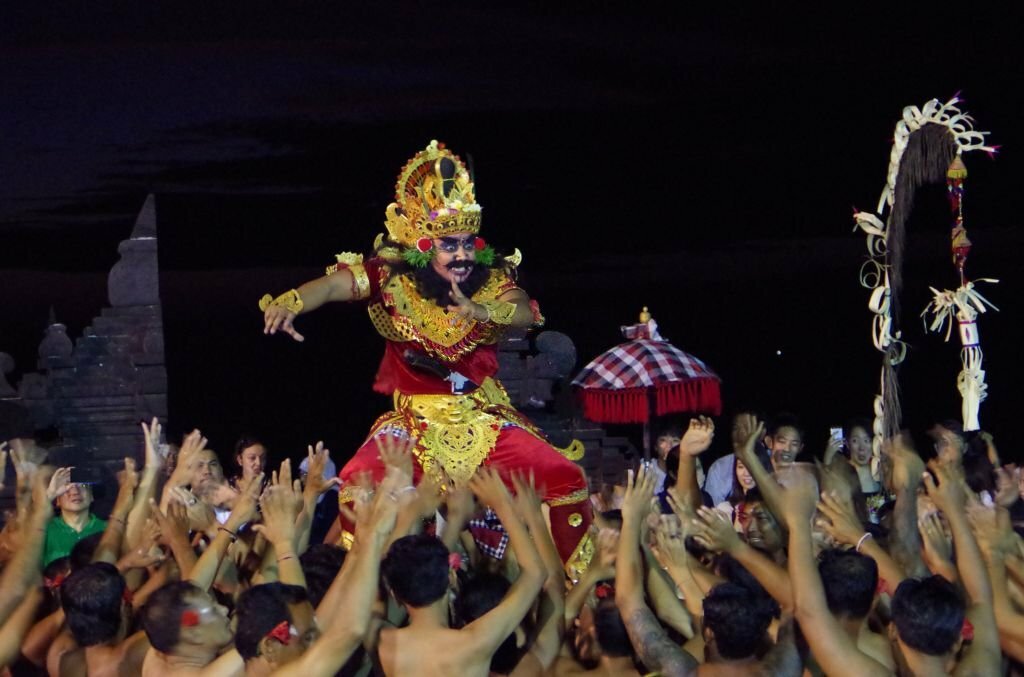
479,300,517,325
258,289,304,314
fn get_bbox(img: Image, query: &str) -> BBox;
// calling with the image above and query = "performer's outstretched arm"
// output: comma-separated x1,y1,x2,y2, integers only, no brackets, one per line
263,269,358,341
447,282,540,329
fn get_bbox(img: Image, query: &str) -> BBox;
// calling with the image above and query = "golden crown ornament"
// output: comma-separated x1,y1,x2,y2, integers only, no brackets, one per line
383,140,482,250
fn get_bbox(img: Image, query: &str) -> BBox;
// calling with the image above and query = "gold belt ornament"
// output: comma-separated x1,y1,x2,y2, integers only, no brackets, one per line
394,378,511,486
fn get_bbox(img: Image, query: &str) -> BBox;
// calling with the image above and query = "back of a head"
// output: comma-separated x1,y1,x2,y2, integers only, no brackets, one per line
716,554,780,618
235,583,309,661
382,534,450,608
593,599,634,659
69,532,104,570
300,544,346,608
891,576,965,656
141,581,202,654
819,550,877,620
702,583,772,660
454,572,519,674
61,562,126,647
455,572,511,624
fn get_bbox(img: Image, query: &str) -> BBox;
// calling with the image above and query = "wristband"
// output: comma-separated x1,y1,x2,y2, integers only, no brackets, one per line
258,289,304,315
218,526,238,543
855,532,873,552
478,300,517,325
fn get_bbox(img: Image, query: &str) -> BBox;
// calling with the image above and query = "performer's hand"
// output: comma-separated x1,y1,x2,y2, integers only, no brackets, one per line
447,279,485,322
264,306,305,342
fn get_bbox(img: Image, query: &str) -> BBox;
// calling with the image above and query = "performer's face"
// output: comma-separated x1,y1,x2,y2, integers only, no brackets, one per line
430,233,477,285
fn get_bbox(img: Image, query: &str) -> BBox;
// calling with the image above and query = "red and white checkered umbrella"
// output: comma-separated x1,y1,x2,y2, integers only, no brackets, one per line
572,312,721,424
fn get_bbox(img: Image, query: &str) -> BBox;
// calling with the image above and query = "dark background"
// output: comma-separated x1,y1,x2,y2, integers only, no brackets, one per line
2,4,1022,466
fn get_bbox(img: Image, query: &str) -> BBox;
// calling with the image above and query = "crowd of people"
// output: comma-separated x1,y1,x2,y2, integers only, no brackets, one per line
1,407,1023,676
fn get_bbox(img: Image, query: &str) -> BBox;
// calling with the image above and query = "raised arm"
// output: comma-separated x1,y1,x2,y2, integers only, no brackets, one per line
616,465,697,677
125,418,165,554
924,463,1000,676
733,415,786,520
253,464,306,587
0,469,65,620
691,505,794,611
777,465,890,677
511,471,566,670
187,472,262,591
262,270,359,342
884,435,927,578
93,457,139,564
817,491,905,589
0,587,43,669
674,416,715,513
463,467,545,654
274,468,399,677
447,283,540,330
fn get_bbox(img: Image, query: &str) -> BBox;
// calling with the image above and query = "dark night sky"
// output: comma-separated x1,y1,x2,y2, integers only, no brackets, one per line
3,4,1023,462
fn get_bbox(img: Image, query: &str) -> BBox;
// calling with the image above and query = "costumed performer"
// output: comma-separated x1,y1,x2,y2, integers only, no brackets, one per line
260,140,592,576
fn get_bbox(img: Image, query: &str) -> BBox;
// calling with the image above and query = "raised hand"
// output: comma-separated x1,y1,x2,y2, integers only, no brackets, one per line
253,484,301,549
230,471,264,526
468,466,513,510
664,487,696,523
691,506,741,554
816,491,864,547
918,511,953,569
117,457,140,493
511,470,543,517
679,416,715,457
140,417,164,473
46,467,73,502
621,464,658,523
884,433,925,492
733,413,766,461
377,430,415,485
651,516,689,571
151,498,191,547
302,442,341,505
773,464,819,532
923,460,966,515
170,429,208,485
994,464,1020,508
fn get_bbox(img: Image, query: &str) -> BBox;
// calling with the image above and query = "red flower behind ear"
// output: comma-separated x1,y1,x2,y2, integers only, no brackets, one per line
594,582,614,600
181,610,200,627
474,237,485,250
962,619,974,641
268,621,292,645
416,238,433,253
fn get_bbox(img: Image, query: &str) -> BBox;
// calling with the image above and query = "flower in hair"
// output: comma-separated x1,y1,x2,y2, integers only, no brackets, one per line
180,610,200,627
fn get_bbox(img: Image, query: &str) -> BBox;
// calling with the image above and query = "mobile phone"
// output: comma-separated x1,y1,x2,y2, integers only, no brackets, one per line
829,426,844,446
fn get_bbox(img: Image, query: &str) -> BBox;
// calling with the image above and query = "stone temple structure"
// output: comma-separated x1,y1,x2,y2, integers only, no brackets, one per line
3,195,167,512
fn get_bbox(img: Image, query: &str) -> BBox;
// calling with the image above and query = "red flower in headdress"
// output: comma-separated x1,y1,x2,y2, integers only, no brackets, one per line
268,621,292,645
474,237,485,250
416,238,433,253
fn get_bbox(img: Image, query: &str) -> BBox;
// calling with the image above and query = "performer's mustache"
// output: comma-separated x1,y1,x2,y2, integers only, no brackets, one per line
447,261,474,271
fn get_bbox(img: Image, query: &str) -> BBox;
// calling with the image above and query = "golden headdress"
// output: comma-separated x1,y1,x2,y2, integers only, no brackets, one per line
383,140,482,249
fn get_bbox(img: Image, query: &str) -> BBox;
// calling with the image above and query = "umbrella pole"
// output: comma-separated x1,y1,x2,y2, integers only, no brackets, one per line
643,389,653,461
643,420,650,461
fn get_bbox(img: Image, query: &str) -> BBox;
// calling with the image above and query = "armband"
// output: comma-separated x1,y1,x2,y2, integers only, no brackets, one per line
258,289,304,315
479,300,517,325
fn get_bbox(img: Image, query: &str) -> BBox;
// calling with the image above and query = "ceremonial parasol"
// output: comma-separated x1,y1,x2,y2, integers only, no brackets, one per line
572,308,722,456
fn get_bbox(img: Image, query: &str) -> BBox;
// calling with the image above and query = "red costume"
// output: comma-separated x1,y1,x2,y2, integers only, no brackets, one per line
327,141,592,577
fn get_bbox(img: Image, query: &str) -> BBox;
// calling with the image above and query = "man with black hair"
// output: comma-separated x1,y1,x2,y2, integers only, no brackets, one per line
261,140,592,573
43,480,106,566
701,583,774,664
764,414,804,470
235,583,318,676
377,467,545,676
297,544,345,608
140,581,237,676
60,562,151,677
818,550,894,671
